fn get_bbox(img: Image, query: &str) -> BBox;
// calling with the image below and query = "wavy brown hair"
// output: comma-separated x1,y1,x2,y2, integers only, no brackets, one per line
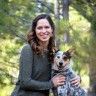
27,14,56,63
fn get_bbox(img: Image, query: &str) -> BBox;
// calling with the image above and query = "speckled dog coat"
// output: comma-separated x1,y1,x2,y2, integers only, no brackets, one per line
52,50,86,96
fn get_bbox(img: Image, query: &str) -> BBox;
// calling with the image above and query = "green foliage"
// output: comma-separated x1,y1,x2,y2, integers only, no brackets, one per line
57,19,70,34
0,37,21,95
69,7,91,72
72,1,96,91
91,15,96,32
0,0,9,32
0,0,36,38
55,19,70,45
72,0,94,22
1,0,96,95
0,85,14,96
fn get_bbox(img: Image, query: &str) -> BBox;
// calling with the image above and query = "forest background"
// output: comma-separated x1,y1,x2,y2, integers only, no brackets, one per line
0,0,96,96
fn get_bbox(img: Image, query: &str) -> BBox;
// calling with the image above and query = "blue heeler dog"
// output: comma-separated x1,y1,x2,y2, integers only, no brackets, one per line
52,49,86,96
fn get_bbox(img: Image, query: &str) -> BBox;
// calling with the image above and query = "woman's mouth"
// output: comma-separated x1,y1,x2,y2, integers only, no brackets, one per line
40,33,49,38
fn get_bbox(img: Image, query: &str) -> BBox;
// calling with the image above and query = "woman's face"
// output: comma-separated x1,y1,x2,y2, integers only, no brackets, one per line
35,19,53,43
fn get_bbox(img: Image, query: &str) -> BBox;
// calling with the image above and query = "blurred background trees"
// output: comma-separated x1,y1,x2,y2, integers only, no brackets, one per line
0,0,96,95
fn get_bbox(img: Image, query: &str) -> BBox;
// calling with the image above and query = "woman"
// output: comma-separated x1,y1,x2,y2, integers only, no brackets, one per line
11,14,80,96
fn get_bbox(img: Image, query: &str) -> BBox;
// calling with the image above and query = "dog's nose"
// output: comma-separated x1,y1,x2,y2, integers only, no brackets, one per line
59,62,63,66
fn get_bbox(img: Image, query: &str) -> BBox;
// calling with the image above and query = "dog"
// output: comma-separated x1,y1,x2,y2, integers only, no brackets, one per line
52,49,86,96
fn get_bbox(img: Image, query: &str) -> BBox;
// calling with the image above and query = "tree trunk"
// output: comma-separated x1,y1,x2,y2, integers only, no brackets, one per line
62,0,70,43
54,0,60,48
62,0,69,19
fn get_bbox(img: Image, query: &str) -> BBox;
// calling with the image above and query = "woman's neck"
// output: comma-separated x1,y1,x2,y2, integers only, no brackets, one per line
39,41,49,49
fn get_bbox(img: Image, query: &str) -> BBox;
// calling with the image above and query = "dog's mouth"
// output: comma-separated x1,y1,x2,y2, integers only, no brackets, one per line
58,66,63,70
57,62,64,70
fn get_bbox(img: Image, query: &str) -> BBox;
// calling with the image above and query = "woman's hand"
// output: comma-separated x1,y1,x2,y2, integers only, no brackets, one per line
70,75,81,86
51,75,65,87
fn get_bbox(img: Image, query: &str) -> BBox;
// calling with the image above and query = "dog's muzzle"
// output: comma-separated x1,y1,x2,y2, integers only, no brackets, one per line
59,62,63,66
58,62,64,69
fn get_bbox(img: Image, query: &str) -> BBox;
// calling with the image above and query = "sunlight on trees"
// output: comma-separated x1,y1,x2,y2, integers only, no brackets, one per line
0,0,96,95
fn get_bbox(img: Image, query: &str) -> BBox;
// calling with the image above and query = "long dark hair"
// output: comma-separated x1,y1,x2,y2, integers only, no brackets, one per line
27,14,56,63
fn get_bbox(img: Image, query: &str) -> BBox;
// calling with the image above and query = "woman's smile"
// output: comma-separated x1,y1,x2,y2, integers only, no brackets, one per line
40,32,50,38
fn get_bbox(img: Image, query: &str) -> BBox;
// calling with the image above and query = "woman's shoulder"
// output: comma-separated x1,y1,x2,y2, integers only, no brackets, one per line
23,43,31,49
21,43,32,53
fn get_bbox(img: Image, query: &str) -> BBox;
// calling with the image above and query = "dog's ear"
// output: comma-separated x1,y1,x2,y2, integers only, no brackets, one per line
52,48,59,56
54,49,59,56
66,48,75,56
55,49,59,53
54,47,59,53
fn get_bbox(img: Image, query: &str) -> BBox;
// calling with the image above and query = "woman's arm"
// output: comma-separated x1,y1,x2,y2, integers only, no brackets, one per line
19,44,53,91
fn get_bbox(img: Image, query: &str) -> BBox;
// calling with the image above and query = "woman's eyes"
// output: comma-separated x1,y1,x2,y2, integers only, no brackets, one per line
37,27,42,30
45,26,50,29
37,26,50,29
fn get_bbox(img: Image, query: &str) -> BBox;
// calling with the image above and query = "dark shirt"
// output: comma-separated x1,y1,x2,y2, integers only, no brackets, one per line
11,44,53,96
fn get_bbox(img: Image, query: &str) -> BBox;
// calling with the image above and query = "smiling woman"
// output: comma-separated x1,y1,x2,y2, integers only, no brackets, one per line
10,14,65,96
11,14,80,96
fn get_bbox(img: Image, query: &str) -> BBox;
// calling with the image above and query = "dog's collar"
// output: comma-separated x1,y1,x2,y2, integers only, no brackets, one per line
52,69,59,73
52,69,64,73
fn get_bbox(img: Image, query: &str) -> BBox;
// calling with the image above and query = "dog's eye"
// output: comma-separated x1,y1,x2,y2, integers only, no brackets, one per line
57,56,60,58
63,56,68,61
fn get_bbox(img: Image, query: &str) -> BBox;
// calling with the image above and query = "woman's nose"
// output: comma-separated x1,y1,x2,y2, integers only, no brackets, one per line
42,28,46,33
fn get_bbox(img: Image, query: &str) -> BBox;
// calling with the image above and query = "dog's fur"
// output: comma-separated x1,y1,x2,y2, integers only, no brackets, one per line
52,49,86,96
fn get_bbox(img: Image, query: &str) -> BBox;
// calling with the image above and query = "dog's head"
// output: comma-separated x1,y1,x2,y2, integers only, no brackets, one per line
52,48,75,70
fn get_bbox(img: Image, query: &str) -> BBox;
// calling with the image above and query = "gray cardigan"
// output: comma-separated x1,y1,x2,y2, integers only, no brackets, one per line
11,44,53,96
